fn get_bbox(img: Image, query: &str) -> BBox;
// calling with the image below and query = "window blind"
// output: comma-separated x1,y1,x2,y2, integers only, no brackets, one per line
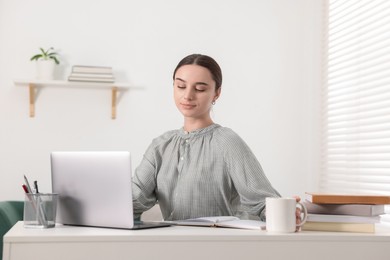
321,0,390,219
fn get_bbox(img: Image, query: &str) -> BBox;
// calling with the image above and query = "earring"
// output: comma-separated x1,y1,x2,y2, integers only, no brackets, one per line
212,101,216,105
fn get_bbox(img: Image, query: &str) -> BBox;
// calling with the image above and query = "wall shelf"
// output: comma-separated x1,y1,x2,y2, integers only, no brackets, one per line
14,79,131,119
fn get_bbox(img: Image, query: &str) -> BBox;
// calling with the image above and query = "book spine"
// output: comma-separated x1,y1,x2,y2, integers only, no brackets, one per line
72,66,113,74
68,77,115,83
69,73,114,78
302,222,375,233
304,201,385,216
305,193,390,205
307,214,381,224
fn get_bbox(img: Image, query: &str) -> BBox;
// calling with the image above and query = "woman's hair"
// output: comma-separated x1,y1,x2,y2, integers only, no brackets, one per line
173,54,222,90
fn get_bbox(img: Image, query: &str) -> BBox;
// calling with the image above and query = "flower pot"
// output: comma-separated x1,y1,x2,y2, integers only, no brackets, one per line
35,59,56,80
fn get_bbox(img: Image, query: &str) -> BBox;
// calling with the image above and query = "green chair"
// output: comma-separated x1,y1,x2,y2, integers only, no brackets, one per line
0,201,24,260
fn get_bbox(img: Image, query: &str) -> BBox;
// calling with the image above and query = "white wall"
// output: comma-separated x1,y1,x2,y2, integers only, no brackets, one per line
0,0,323,201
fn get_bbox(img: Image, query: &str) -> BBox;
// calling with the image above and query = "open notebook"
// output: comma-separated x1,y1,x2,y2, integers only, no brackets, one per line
171,216,266,230
51,151,170,230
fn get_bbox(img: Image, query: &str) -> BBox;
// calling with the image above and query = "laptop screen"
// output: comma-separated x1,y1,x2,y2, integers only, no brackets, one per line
51,151,134,229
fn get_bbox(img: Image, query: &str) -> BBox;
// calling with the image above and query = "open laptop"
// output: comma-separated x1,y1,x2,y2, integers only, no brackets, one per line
51,151,170,229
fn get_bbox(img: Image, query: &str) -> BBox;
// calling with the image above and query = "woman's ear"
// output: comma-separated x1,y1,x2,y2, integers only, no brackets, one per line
214,87,222,101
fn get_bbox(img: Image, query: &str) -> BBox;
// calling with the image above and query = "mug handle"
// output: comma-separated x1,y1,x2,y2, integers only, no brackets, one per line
296,202,308,227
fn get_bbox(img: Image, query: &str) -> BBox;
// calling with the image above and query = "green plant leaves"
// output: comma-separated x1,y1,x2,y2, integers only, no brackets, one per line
31,47,60,64
30,54,43,61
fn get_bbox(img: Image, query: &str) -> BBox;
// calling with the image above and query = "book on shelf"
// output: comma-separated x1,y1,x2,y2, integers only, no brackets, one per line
305,192,390,205
307,213,381,224
170,216,266,230
303,200,385,216
69,72,115,79
72,65,113,74
68,76,115,83
302,221,375,233
68,65,115,83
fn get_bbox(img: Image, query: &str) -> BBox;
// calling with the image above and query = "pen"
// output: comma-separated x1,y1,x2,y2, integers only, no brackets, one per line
34,180,39,193
24,175,33,194
22,184,29,193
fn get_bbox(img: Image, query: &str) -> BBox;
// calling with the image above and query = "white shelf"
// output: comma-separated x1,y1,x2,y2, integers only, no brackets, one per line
14,79,131,119
14,79,131,89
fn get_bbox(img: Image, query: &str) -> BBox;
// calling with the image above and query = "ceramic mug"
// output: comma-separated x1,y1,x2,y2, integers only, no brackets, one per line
266,197,307,233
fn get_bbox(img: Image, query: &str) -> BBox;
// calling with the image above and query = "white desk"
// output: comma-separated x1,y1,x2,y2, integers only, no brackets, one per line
3,221,390,260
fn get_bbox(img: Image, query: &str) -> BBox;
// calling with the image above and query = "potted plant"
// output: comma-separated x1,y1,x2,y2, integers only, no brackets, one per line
30,47,60,80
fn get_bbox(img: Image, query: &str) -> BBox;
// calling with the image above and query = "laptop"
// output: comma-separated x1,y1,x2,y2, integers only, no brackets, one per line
51,151,170,229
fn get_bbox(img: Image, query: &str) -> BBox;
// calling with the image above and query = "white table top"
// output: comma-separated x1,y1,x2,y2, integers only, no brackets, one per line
5,221,390,243
5,221,390,260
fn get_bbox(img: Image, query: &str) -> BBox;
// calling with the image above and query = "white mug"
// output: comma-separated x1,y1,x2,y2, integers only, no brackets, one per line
266,197,307,233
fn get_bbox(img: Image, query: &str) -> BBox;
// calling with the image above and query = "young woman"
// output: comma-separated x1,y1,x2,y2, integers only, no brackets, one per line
132,54,281,221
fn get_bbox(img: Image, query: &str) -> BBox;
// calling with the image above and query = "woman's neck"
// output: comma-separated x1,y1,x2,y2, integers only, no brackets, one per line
183,118,214,132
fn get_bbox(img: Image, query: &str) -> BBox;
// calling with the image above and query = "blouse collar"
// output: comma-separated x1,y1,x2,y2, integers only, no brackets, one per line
178,123,220,138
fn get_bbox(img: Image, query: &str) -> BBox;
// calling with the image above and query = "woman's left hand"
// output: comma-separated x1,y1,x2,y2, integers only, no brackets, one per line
293,196,302,232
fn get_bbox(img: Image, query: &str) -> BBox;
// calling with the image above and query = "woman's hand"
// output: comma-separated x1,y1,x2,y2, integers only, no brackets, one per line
293,196,302,231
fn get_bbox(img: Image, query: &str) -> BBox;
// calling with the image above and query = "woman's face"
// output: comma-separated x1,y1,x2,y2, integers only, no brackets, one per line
173,64,220,120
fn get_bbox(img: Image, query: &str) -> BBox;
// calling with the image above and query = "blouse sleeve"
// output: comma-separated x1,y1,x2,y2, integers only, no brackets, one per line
222,130,281,220
132,142,159,219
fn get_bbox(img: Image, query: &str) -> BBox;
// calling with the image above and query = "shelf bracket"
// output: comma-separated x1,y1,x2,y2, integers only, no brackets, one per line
111,86,118,119
29,83,35,117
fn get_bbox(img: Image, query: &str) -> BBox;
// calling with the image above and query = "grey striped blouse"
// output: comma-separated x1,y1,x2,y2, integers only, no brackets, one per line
132,123,280,221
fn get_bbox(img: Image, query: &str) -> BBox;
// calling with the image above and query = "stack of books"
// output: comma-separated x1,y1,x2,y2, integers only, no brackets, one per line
302,192,390,233
68,65,115,83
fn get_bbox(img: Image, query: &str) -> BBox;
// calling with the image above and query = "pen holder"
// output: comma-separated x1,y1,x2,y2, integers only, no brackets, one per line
24,193,58,228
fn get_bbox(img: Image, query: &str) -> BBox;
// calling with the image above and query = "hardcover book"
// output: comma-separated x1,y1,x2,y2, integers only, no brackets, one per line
307,213,381,224
68,76,115,83
302,221,375,233
72,65,113,74
69,73,115,79
305,192,390,205
303,201,385,216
